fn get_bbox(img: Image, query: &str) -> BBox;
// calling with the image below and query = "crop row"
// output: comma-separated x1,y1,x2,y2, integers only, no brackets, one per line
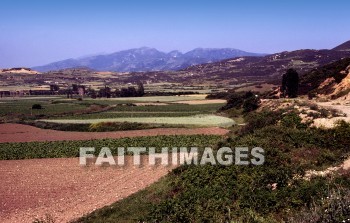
0,135,223,160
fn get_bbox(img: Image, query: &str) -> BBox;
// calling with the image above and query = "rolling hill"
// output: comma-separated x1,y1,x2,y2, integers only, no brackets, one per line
179,40,350,83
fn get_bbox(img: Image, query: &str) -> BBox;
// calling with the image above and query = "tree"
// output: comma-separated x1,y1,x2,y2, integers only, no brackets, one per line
282,69,299,98
137,82,145,96
66,88,73,98
127,86,137,97
88,88,97,99
49,84,59,92
98,86,111,98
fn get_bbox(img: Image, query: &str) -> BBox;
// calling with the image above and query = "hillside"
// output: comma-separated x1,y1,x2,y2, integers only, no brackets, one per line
183,46,350,84
0,68,40,75
332,40,350,51
32,47,264,72
299,57,350,98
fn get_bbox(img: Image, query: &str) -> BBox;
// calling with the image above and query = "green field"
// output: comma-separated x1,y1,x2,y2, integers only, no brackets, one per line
0,98,88,117
0,95,225,118
44,103,224,119
0,135,223,160
40,115,235,127
89,95,207,102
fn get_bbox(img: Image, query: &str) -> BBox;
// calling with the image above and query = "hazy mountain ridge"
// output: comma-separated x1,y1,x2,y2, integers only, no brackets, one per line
32,47,264,72
8,40,350,87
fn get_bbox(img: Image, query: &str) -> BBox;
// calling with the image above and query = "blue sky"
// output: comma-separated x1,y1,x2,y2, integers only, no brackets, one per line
0,0,349,67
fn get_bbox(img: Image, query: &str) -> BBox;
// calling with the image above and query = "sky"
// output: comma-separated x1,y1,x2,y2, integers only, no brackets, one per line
0,0,349,68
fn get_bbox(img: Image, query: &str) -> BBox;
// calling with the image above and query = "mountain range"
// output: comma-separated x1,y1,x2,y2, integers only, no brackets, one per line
32,47,265,72
85,40,350,86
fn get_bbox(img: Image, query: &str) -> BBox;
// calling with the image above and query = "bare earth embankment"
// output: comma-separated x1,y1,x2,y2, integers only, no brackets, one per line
0,123,229,143
0,156,176,222
313,102,350,128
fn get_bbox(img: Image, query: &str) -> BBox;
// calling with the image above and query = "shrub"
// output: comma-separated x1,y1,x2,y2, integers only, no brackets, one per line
221,91,260,112
243,95,260,113
288,188,350,223
281,112,304,129
240,110,282,134
32,104,43,109
88,122,151,131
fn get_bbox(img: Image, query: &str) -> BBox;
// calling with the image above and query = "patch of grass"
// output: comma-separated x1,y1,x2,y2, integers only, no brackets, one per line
0,99,88,117
25,121,183,132
0,135,223,160
84,95,207,102
39,115,236,127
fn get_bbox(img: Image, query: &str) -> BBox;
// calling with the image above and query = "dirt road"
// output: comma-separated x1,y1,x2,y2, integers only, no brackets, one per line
313,102,350,128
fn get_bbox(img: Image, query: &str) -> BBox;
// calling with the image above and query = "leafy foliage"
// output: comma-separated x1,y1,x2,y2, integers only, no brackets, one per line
282,68,299,98
220,91,260,113
0,135,223,160
32,104,43,109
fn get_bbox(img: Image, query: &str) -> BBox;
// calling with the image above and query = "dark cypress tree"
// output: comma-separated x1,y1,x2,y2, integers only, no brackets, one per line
137,82,145,96
282,68,299,98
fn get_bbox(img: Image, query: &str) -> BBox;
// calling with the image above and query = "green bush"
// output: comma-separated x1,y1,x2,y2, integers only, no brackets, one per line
243,96,260,113
88,122,152,131
32,104,43,109
240,110,282,134
220,91,260,112
281,112,305,129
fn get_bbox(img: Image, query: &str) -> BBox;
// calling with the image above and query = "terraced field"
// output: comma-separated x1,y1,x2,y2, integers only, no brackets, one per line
40,115,235,127
0,94,232,222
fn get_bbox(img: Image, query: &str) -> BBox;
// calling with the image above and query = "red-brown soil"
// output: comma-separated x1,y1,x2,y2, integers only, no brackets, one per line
0,156,176,222
0,123,229,143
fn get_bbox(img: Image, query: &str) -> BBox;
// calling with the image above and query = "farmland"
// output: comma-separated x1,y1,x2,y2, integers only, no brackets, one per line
40,115,235,127
0,94,233,222
0,156,177,223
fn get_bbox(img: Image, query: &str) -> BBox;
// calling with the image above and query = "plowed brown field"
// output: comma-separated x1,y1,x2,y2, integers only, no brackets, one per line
0,156,176,222
0,123,229,143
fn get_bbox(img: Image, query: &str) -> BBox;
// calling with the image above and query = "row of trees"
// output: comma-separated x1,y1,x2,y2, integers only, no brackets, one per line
46,82,145,99
87,82,145,99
